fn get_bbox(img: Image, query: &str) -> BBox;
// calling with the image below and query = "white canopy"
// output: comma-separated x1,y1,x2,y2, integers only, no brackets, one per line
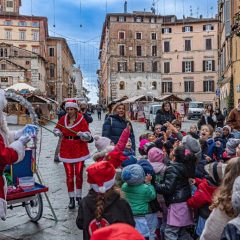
5,83,37,92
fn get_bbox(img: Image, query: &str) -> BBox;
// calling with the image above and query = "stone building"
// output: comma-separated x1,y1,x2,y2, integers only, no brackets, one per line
98,12,218,105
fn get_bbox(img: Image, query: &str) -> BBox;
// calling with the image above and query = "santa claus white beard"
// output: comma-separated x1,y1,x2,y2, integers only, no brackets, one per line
0,111,10,145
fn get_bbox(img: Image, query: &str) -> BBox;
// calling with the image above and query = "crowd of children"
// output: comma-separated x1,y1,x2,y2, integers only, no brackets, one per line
76,114,240,240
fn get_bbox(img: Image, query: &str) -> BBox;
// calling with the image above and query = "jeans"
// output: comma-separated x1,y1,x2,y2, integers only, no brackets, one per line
134,216,150,238
146,213,158,240
165,225,193,240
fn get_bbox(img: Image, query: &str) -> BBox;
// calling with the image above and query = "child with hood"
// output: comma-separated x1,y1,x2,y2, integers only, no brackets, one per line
222,125,234,149
188,124,200,139
223,138,240,160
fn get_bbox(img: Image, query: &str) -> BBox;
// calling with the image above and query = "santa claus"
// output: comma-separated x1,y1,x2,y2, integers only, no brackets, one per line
54,99,92,209
0,90,37,221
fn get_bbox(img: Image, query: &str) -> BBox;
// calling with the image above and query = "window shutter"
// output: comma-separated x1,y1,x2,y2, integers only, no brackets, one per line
169,28,172,33
203,25,206,31
212,60,215,71
117,16,119,21
190,26,193,32
142,62,144,72
182,27,185,32
118,62,120,71
135,62,137,71
182,62,185,72
203,61,206,72
191,61,194,72
211,25,214,30
124,16,127,21
225,0,231,37
211,80,215,92
162,28,164,34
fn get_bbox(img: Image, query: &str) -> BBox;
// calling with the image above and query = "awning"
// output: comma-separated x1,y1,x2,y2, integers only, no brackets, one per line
5,83,37,93
156,94,184,102
26,95,50,104
122,95,161,103
46,97,59,105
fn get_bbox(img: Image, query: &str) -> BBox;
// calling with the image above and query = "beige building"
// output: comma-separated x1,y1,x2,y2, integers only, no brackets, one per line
98,12,218,105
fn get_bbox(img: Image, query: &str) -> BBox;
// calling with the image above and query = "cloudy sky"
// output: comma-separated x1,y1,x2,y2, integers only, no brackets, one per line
21,0,218,103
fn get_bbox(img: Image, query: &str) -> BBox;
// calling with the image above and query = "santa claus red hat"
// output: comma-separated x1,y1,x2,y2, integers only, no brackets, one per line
65,99,79,110
91,223,145,240
87,161,116,193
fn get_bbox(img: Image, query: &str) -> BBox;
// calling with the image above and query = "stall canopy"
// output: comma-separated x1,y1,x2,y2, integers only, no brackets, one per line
26,95,50,104
122,95,161,104
157,94,184,102
5,83,37,94
110,96,128,104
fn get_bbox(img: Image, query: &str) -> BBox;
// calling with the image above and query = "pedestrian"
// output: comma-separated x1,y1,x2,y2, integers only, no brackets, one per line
76,161,135,240
198,105,217,130
200,157,240,240
105,102,115,120
215,108,225,128
155,101,176,126
80,102,93,124
53,99,92,209
221,176,240,240
97,105,102,120
102,103,136,151
34,104,43,119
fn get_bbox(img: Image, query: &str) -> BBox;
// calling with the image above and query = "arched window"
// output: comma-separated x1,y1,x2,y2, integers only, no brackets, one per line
119,81,125,90
152,81,157,90
137,81,142,90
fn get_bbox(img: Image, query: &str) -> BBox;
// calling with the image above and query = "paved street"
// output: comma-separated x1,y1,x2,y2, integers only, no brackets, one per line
0,114,197,240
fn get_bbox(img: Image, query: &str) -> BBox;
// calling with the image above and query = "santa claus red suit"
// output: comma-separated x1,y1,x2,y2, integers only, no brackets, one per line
0,90,31,221
54,99,91,208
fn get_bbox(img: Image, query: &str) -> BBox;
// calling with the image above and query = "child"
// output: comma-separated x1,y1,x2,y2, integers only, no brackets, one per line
76,161,135,240
223,138,240,160
121,164,156,238
154,124,163,138
222,125,234,149
156,146,196,240
188,124,199,139
123,138,135,157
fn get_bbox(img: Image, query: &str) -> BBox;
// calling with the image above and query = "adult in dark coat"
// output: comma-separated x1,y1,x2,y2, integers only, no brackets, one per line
215,108,225,128
198,105,216,130
102,103,136,151
155,101,176,126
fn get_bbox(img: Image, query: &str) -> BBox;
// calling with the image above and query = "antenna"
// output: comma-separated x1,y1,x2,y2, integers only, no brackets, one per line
80,0,82,27
190,5,193,17
151,0,156,14
53,0,56,28
124,0,127,13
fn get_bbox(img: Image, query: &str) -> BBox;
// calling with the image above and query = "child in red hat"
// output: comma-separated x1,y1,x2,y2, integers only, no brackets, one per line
76,161,135,240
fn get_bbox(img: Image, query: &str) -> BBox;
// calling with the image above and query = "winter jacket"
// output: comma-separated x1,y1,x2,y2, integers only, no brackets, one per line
222,134,235,149
198,114,216,130
121,183,156,216
195,155,208,179
83,112,93,124
216,113,225,128
155,162,192,206
155,110,176,126
226,108,240,131
221,217,240,240
76,189,135,240
188,132,200,139
102,114,136,151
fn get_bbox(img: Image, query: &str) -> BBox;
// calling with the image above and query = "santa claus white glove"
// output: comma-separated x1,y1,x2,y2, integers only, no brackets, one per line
15,124,39,140
19,135,31,145
0,198,7,221
53,129,62,137
77,132,92,142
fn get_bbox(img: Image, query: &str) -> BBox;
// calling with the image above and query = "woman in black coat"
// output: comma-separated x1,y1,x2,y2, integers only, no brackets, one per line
155,101,176,126
198,104,216,130
102,103,136,151
215,108,225,128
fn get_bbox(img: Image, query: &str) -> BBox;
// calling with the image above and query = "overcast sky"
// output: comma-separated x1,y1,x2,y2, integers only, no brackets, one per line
21,0,218,103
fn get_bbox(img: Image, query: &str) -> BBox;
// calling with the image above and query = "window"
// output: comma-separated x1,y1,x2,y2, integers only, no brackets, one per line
203,24,214,31
32,22,40,28
136,32,142,40
152,81,157,90
137,81,142,90
49,47,55,57
119,31,125,39
0,48,8,57
119,81,125,90
182,61,194,73
150,17,156,23
4,20,12,26
14,50,18,57
32,46,39,54
162,82,172,93
203,80,214,92
163,41,170,52
162,28,172,34
184,81,194,92
19,21,27,27
0,64,6,70
151,33,157,40
1,77,8,83
152,61,158,72
164,62,170,73
119,45,125,56
6,1,13,7
32,31,39,41
136,46,142,56
135,62,144,72
152,45,157,56
118,61,127,72
203,60,215,71
19,31,26,40
135,16,143,23
185,40,191,51
49,64,55,78
183,26,193,32
118,16,126,22
206,38,212,50
5,30,12,40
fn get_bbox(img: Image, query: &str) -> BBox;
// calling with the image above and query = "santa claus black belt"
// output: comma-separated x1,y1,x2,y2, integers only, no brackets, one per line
64,136,80,140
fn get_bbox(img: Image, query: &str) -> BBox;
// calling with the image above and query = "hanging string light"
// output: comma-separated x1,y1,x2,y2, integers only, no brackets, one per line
79,0,82,28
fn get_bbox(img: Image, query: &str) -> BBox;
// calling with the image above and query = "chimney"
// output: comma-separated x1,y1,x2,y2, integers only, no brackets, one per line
124,0,127,13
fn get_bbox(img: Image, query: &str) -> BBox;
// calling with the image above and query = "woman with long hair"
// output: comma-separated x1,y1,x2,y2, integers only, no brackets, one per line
198,104,217,130
155,101,176,126
54,99,92,209
200,157,240,240
102,103,136,151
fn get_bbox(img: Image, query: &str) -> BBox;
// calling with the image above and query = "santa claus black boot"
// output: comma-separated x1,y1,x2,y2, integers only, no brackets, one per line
76,197,81,206
68,197,75,209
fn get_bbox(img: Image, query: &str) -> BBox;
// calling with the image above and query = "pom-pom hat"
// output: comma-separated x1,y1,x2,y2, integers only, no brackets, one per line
87,161,116,193
65,99,79,110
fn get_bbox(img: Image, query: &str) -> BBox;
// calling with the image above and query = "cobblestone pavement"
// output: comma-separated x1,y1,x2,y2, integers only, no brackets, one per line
0,114,197,240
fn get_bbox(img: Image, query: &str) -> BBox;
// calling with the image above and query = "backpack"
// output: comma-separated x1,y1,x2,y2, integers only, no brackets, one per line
88,218,110,236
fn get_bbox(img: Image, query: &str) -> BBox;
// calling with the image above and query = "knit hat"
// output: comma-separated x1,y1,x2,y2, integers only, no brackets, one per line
215,127,223,135
121,155,137,168
138,160,155,176
139,139,149,150
94,135,111,152
148,147,164,163
232,176,240,214
226,138,240,156
182,135,202,161
223,125,232,133
91,223,145,240
121,164,145,185
204,162,226,185
0,90,7,112
87,161,116,193
64,99,79,110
